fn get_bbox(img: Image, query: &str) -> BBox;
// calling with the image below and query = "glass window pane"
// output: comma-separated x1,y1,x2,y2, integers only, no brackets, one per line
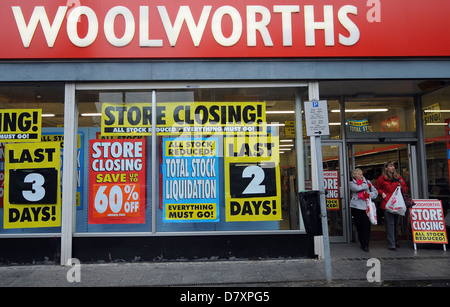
77,90,153,233
344,97,415,133
423,85,450,214
327,99,342,139
0,83,65,234
76,86,304,234
156,88,301,231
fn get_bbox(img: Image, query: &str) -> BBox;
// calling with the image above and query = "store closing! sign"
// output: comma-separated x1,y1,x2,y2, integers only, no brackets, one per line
162,137,220,223
4,142,61,228
101,102,265,136
225,133,281,222
0,109,41,142
89,139,146,224
410,200,448,244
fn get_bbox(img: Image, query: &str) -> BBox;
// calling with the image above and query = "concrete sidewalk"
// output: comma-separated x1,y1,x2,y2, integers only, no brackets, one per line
0,240,449,287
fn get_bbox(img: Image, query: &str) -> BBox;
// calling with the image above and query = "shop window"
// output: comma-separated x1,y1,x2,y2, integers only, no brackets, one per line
325,99,342,139
344,97,415,133
422,85,450,213
78,90,153,233
0,83,65,235
77,87,303,234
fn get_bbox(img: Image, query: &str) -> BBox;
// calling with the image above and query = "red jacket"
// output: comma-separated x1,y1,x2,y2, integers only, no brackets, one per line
375,175,408,209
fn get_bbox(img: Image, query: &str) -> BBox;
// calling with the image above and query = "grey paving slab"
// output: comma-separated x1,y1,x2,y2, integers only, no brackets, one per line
118,265,147,286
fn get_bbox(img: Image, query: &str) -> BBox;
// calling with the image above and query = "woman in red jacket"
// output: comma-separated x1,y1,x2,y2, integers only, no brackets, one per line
375,161,408,251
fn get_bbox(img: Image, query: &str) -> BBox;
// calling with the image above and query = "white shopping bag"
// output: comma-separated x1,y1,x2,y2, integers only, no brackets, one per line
366,198,377,225
385,186,407,216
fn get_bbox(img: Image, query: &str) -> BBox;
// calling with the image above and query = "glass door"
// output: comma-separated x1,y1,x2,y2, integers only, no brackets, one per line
348,143,416,241
322,141,349,242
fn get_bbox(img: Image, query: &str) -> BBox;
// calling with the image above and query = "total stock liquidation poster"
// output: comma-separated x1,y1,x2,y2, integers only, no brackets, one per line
160,133,282,223
162,137,220,223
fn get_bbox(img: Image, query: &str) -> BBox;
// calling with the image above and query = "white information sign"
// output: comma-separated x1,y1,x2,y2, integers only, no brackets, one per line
304,100,330,136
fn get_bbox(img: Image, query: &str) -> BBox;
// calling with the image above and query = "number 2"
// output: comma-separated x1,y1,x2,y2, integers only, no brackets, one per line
242,165,266,194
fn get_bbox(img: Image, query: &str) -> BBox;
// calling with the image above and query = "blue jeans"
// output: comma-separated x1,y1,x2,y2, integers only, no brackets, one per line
384,210,400,248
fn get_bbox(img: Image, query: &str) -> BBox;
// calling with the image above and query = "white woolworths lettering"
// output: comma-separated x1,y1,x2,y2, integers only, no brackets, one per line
211,6,242,47
67,6,98,47
104,6,135,47
158,6,212,47
12,6,68,48
12,5,360,48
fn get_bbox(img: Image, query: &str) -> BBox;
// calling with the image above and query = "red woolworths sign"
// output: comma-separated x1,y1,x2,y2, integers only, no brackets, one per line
0,0,450,59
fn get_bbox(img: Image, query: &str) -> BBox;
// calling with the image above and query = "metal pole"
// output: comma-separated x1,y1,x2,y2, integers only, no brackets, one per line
61,83,78,266
315,136,333,283
151,90,157,234
308,81,332,283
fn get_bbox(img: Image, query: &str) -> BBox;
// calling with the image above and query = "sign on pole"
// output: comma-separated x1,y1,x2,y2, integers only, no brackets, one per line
305,95,332,283
304,100,330,137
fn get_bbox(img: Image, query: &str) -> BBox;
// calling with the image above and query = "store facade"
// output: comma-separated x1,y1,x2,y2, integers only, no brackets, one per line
0,0,449,264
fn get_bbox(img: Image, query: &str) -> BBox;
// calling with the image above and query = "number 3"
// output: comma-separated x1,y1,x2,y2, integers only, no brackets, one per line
22,173,46,202
242,165,266,194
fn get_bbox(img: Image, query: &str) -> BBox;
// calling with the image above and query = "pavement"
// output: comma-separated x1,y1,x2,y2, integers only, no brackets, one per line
0,240,449,287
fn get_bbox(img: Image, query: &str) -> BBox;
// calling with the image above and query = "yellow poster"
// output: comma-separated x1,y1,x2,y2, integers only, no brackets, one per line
224,133,281,222
3,142,61,228
101,102,265,136
0,109,42,142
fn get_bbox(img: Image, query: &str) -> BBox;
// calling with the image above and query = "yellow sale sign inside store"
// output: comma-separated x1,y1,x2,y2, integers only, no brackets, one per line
0,109,42,142
224,133,281,222
4,142,61,228
101,102,265,136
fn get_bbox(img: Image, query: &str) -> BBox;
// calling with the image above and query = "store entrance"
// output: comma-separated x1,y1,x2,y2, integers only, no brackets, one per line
348,143,418,242
321,140,419,243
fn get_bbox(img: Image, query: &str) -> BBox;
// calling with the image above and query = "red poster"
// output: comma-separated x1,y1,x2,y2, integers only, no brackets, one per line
381,116,400,132
324,170,339,210
410,199,448,244
89,139,146,224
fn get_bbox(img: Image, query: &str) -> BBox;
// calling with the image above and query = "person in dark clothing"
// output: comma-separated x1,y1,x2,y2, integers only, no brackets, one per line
350,168,378,252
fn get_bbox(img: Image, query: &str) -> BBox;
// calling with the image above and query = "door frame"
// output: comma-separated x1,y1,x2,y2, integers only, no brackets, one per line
347,139,420,242
321,140,350,243
322,138,421,243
